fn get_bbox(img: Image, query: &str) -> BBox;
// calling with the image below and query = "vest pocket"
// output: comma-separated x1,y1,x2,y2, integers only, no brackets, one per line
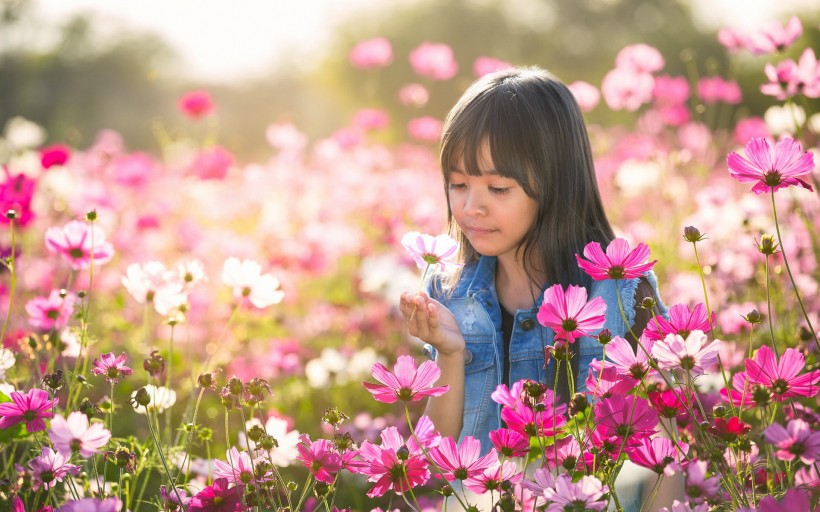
461,343,496,440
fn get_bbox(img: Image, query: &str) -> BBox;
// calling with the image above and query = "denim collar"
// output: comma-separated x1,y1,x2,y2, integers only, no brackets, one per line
458,256,546,312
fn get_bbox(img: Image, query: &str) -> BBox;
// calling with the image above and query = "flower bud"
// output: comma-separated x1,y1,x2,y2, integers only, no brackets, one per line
640,297,656,310
287,481,298,491
440,484,454,497
5,210,17,220
742,309,765,325
132,387,151,407
42,370,65,391
79,397,103,419
333,432,354,452
396,445,410,461
197,369,221,390
712,405,726,418
86,210,98,221
756,234,779,255
197,427,214,442
569,393,589,416
77,290,87,299
533,403,547,413
683,226,706,243
596,329,613,345
227,377,244,396
247,424,266,443
322,407,349,428
143,350,166,379
259,434,278,451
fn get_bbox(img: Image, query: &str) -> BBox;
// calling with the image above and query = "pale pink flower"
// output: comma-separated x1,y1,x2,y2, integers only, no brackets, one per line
0,388,57,432
409,42,458,80
652,330,720,376
363,355,449,403
697,77,741,104
45,220,115,270
178,90,215,119
213,447,270,484
794,48,820,98
567,81,601,112
678,122,712,154
25,290,77,331
61,499,123,512
91,352,133,383
615,44,665,73
717,28,748,53
428,436,498,482
221,257,285,309
352,109,389,131
575,238,657,281
758,489,817,512
727,137,815,194
398,83,429,108
463,459,522,494
544,436,583,471
544,474,608,512
489,380,524,408
48,411,112,458
536,284,607,344
349,37,393,69
400,231,461,273
660,500,710,512
407,116,443,142
473,56,512,78
745,16,803,55
112,152,155,188
520,467,556,505
28,446,80,490
593,334,655,380
761,58,799,100
601,68,654,111
684,460,720,502
189,145,234,180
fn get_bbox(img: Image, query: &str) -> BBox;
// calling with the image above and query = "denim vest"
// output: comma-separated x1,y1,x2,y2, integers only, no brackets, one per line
423,255,666,454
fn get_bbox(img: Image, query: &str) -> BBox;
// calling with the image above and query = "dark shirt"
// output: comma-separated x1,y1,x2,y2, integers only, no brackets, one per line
500,306,514,388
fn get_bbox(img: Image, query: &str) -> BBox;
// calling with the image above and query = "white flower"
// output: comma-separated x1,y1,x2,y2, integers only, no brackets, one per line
3,116,46,149
122,262,187,316
221,257,284,308
264,416,301,467
764,104,805,135
132,385,176,415
0,348,15,381
176,259,207,287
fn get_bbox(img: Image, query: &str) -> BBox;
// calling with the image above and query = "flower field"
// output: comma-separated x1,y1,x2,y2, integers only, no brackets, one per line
1,12,819,512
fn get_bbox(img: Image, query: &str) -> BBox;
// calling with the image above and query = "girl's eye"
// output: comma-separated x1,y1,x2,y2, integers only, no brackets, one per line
448,183,466,190
489,186,510,194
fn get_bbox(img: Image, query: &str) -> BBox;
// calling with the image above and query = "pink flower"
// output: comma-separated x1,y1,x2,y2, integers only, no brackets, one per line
400,231,461,273
490,380,524,408
0,167,37,227
61,498,123,512
652,330,720,376
544,474,608,512
409,42,458,80
473,56,512,78
717,28,748,53
91,352,133,383
28,446,80,490
544,436,583,471
363,355,449,403
728,137,815,194
761,58,799,100
178,90,215,119
358,427,430,497
45,220,115,270
520,468,556,506
189,145,234,180
398,83,429,108
536,284,607,344
489,428,529,458
352,108,389,131
758,489,819,512
794,48,820,98
697,77,742,104
684,460,720,502
48,411,112,458
593,334,655,380
40,144,71,169
214,447,270,484
734,117,770,147
188,478,243,512
764,419,820,464
407,116,443,142
500,393,567,438
25,290,77,331
719,371,756,408
567,81,601,112
595,395,658,442
746,345,820,400
644,303,714,340
576,238,657,281
652,75,690,106
349,37,393,69
221,257,285,309
585,364,635,399
429,436,498,482
745,16,803,55
648,388,693,419
463,459,522,494
627,437,688,475
601,68,654,111
615,44,665,74
296,436,342,484
113,152,155,188
0,388,57,432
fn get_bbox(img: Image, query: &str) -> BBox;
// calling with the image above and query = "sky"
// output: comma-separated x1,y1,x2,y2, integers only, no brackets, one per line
33,0,819,83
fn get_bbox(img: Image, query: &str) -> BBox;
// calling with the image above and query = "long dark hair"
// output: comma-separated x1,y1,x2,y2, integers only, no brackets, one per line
439,67,615,397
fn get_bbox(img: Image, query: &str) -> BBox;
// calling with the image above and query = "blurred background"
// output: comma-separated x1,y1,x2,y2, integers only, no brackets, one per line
2,0,818,159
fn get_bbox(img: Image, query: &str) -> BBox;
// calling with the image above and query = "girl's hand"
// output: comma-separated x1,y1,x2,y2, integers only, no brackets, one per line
400,291,465,357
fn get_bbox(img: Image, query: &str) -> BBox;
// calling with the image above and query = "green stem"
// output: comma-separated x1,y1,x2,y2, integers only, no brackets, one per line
691,241,713,329
166,322,176,445
0,217,15,346
764,254,780,358
145,403,187,512
175,387,205,484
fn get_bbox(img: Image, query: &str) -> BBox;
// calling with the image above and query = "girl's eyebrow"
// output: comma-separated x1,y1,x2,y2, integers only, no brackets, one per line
449,168,501,176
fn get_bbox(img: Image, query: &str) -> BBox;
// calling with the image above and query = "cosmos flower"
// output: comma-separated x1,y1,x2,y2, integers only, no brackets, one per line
536,284,607,344
576,238,657,281
48,411,112,458
45,220,115,270
0,388,58,432
727,137,814,194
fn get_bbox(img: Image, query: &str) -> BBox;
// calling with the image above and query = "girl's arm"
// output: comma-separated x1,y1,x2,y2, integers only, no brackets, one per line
400,291,466,440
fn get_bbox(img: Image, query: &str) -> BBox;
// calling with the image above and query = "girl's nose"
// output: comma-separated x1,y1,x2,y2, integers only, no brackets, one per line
463,189,486,216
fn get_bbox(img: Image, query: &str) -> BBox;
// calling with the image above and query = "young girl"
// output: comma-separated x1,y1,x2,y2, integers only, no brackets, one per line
399,67,666,454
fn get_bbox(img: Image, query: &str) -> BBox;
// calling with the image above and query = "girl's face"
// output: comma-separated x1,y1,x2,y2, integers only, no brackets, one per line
447,144,538,265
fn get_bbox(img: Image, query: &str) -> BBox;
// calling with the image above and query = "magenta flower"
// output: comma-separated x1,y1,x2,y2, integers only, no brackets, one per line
178,90,215,119
428,436,498,482
45,220,115,270
463,459,522,494
627,437,689,475
189,145,234,181
28,446,81,490
595,395,658,442
91,352,133,384
409,42,458,80
697,76,742,104
758,489,817,512
585,364,635,399
25,290,77,331
40,144,71,169
536,284,607,344
500,394,567,438
489,428,530,458
48,411,112,458
0,388,58,432
727,137,814,194
652,330,720,377
544,474,609,512
222,257,285,309
764,419,820,464
400,231,460,273
576,238,657,281
645,303,714,340
745,345,820,400
358,426,430,497
188,478,243,512
490,380,525,408
348,37,393,70
363,355,449,403
60,498,122,512
296,435,342,484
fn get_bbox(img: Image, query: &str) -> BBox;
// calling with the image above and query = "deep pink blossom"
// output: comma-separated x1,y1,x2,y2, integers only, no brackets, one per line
595,395,658,441
352,108,389,131
727,137,814,194
296,436,342,484
764,419,820,464
407,116,443,142
648,388,693,420
601,68,654,111
463,459,522,494
91,352,133,384
189,145,234,180
40,144,71,169
188,478,243,512
652,75,690,106
627,437,688,475
349,37,393,69
428,435,498,482
0,388,57,432
544,474,609,512
719,371,756,408
28,446,80,490
45,220,115,270
645,303,715,340
473,57,512,78
48,411,112,458
567,81,601,112
61,498,123,512
536,284,607,344
178,90,215,119
544,436,583,471
25,290,77,331
758,489,820,512
409,42,458,80
489,428,529,458
0,167,37,227
500,393,567,438
745,345,820,400
585,364,635,399
761,59,799,100
652,330,720,376
357,426,430,497
363,355,449,403
576,238,657,281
